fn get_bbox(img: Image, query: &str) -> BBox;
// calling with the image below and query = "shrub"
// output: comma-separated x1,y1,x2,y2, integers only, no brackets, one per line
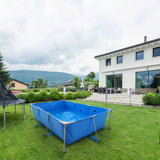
50,89,61,100
143,92,155,105
75,90,80,95
25,91,35,103
58,86,63,92
154,94,160,106
34,94,39,102
65,92,75,99
21,89,28,93
59,93,64,99
75,90,85,99
47,93,51,100
37,90,48,101
143,92,160,106
81,90,91,97
32,89,40,93
76,93,86,99
158,86,160,94
75,90,91,99
45,88,52,93
17,94,25,99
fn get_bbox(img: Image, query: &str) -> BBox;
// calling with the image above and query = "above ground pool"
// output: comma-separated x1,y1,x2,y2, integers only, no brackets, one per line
31,101,112,153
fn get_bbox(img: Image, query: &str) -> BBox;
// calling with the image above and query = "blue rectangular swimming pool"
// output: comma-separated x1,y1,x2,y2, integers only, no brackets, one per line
31,101,112,152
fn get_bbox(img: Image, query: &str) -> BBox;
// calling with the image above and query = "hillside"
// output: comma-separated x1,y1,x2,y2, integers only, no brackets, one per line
9,70,76,87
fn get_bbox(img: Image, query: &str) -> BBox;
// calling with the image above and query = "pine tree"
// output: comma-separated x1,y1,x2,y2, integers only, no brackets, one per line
0,53,11,84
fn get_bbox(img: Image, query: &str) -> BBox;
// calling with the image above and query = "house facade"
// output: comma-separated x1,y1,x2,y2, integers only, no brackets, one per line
95,37,160,92
10,79,29,90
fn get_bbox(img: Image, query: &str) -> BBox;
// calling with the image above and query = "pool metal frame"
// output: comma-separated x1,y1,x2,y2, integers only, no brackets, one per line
30,102,112,153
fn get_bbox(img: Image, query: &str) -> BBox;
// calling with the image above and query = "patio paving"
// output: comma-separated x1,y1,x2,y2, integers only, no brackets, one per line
84,92,144,106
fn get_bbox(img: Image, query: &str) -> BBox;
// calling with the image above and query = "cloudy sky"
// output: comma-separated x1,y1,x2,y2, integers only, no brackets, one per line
0,0,160,75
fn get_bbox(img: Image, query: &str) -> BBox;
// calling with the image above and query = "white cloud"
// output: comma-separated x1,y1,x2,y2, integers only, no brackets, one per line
0,0,160,75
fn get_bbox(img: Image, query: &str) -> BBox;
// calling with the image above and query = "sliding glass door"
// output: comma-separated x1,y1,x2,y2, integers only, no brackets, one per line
106,75,115,88
106,74,122,88
115,74,122,88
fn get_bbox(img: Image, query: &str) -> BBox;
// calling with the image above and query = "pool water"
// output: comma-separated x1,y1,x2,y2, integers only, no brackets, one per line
51,110,88,122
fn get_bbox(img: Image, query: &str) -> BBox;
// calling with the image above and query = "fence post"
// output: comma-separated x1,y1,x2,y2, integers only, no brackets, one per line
129,88,131,106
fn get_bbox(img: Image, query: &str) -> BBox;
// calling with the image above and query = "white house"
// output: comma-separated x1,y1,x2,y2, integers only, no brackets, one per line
95,37,160,92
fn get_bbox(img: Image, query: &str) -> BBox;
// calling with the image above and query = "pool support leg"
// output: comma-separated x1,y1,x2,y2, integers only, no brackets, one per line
88,115,100,142
59,121,75,153
46,113,53,136
46,112,49,135
36,108,42,127
108,109,112,129
29,103,33,120
63,124,67,153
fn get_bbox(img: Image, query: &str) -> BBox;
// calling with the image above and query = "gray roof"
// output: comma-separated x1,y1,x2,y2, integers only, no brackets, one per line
95,37,160,59
59,80,81,86
11,79,29,86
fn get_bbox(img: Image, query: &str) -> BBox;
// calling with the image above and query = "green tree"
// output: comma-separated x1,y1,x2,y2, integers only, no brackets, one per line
94,79,99,88
87,72,96,88
30,80,39,88
73,76,80,88
38,78,49,88
43,79,49,88
30,78,49,88
87,72,95,82
84,77,90,90
38,78,43,88
0,53,11,83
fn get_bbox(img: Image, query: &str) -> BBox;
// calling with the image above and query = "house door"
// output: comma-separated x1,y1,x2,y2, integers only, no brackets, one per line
106,74,122,88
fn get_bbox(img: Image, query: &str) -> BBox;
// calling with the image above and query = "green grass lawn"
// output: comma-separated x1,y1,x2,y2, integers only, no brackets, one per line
0,100,160,160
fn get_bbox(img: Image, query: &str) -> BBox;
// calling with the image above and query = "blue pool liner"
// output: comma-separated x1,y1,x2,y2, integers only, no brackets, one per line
31,101,111,145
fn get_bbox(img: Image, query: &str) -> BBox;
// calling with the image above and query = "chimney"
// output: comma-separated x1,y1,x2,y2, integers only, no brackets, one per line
144,36,147,43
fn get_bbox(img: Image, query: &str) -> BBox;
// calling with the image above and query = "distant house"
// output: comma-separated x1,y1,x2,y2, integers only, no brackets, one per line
10,79,29,90
59,80,81,87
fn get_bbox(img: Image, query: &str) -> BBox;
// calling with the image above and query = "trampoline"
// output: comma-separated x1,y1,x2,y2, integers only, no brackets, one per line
0,79,25,130
31,101,112,153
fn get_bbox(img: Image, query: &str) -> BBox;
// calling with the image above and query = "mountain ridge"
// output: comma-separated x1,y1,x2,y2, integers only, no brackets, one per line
10,70,76,87
9,70,99,87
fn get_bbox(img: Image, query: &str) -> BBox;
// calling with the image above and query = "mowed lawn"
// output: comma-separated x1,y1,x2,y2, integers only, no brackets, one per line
0,100,160,160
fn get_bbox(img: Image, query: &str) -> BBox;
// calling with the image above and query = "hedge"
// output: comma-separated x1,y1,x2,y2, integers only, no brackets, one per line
50,89,62,100
143,92,160,106
75,90,91,99
24,91,36,103
65,92,76,100
17,89,91,103
37,90,48,101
